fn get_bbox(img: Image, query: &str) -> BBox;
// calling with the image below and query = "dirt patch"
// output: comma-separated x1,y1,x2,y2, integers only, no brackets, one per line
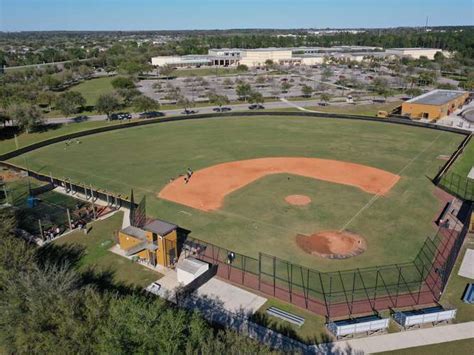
285,194,311,206
295,230,367,259
0,169,22,182
158,157,400,211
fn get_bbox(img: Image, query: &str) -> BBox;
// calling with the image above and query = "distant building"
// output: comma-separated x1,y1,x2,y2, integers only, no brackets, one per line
402,89,469,121
385,48,447,60
150,46,441,69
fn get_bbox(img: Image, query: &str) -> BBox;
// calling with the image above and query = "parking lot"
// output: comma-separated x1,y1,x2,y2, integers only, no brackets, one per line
138,64,403,105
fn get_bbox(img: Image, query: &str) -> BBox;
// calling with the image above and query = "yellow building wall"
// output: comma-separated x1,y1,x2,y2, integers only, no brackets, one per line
156,230,178,267
118,232,142,251
402,93,469,120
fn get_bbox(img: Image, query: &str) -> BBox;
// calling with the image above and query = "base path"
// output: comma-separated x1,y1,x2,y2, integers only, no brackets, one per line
159,157,400,211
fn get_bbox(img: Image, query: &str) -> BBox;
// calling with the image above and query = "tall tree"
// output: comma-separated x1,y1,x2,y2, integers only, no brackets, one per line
55,91,86,117
96,94,120,119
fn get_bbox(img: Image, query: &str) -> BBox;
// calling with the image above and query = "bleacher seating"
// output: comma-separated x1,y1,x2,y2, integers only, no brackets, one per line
266,307,305,327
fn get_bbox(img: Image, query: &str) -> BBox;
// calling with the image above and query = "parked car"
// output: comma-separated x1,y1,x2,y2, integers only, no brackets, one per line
181,109,198,115
110,112,132,120
318,102,329,106
213,107,232,112
248,104,265,110
139,111,164,119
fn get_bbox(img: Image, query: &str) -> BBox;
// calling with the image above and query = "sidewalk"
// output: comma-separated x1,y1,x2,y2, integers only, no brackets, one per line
328,321,474,354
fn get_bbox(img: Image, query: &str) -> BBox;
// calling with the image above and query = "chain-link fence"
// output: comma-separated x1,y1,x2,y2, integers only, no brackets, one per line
185,207,471,319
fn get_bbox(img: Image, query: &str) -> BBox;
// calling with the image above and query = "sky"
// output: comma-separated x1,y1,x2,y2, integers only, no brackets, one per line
0,0,472,31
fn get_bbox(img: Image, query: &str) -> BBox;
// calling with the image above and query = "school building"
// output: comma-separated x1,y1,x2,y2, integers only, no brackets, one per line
402,90,470,121
118,218,178,267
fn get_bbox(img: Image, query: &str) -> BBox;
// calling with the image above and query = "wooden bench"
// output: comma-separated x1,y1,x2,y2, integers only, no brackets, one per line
266,307,305,327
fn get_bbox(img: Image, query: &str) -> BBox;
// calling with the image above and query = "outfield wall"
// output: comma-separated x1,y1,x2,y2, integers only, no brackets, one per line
0,111,470,162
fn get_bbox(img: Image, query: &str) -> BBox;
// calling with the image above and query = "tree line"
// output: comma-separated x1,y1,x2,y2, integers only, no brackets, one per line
0,206,275,354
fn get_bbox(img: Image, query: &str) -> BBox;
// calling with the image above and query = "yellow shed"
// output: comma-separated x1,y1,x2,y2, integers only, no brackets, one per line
118,219,178,268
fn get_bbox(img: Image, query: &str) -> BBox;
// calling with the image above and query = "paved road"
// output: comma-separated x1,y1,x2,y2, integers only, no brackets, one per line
46,97,401,125
331,321,474,354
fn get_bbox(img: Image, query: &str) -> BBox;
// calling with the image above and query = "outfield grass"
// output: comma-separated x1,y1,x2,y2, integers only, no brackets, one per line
378,338,474,355
9,116,464,272
54,212,161,287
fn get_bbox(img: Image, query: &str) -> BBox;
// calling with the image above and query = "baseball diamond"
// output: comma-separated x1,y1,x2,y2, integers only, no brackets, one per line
8,115,465,274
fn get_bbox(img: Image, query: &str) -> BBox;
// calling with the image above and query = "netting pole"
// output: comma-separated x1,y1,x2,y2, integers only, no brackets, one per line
373,269,380,308
305,268,310,308
242,255,245,285
319,273,330,319
289,262,293,303
49,172,54,185
351,271,356,313
258,253,261,290
417,263,426,304
395,264,401,307
273,256,276,296
66,208,73,231
90,184,94,201
38,219,44,241
106,193,110,206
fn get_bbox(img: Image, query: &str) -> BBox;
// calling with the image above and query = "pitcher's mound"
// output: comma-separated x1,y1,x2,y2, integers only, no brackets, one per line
285,194,311,206
296,231,367,259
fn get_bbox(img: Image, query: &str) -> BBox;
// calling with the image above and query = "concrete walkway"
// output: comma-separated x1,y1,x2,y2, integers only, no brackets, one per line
329,321,474,354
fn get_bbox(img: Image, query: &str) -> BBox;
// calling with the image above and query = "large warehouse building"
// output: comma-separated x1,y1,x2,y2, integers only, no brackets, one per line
402,90,469,121
151,46,447,69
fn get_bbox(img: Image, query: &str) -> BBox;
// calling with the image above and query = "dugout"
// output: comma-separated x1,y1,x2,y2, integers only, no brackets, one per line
393,306,456,328
327,315,389,339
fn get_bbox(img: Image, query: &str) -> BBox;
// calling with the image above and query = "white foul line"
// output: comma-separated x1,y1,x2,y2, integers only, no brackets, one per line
339,132,444,232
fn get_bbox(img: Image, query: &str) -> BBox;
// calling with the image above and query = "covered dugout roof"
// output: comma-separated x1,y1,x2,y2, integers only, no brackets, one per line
406,89,467,106
144,219,177,236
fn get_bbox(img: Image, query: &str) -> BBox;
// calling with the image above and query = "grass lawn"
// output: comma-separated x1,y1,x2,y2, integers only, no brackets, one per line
439,233,474,323
69,76,117,107
10,115,465,274
253,297,328,344
449,139,473,177
0,119,138,156
378,338,474,355
54,212,161,287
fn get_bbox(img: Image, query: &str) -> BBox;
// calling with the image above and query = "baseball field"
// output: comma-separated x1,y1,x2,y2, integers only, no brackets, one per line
9,115,465,272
